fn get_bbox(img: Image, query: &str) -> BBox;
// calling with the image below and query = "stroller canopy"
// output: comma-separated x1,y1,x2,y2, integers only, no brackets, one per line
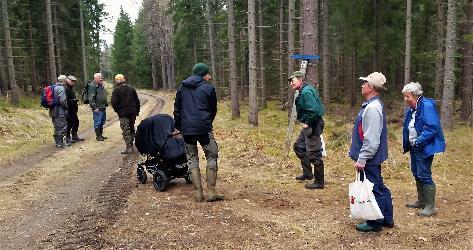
135,114,176,156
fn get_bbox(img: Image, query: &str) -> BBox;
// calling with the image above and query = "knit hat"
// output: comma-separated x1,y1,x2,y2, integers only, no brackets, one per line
192,63,210,76
57,75,67,82
115,74,125,82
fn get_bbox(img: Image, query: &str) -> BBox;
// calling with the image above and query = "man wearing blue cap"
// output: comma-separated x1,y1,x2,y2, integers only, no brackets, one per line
174,63,224,202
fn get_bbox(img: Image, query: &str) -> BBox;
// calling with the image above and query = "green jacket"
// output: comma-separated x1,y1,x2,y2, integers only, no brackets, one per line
88,82,108,111
295,83,324,125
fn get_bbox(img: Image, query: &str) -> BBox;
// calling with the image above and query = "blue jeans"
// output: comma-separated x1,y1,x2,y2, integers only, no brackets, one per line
93,110,106,129
360,164,394,228
410,148,435,185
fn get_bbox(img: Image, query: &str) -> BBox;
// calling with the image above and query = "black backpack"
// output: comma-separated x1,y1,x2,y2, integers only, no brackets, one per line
81,82,90,104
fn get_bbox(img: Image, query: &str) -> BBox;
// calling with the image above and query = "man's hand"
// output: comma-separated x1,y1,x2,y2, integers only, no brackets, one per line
354,161,365,171
94,108,99,112
302,124,309,128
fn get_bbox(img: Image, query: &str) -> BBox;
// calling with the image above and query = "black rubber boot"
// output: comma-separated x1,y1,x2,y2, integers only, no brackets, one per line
99,128,107,139
95,129,104,141
71,131,84,142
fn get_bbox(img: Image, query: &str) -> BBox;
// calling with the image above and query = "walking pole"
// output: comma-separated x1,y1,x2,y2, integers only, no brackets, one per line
283,54,320,158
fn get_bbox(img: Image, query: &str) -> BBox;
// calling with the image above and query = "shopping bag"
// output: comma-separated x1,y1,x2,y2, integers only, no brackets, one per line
349,171,384,220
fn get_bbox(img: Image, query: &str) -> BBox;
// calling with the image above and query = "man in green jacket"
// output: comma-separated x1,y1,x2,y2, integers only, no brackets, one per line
289,71,325,189
88,72,109,141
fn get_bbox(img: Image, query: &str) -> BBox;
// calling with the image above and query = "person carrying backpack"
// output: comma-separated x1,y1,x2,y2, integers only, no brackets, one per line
64,75,84,143
87,72,108,141
50,75,69,148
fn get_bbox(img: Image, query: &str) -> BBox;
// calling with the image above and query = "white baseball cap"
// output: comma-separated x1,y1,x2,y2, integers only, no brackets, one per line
359,72,387,90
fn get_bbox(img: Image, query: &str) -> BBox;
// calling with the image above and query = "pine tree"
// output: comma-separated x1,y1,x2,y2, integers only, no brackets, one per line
112,7,134,79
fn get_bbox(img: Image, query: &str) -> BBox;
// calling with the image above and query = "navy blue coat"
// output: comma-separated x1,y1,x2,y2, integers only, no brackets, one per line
403,96,446,158
173,75,217,135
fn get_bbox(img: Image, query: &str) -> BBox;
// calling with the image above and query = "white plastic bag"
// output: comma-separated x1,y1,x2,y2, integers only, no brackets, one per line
349,171,384,220
321,134,327,157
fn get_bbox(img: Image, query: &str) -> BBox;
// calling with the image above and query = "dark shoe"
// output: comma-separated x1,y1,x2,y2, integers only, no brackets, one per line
99,128,107,139
295,175,313,181
71,137,84,143
304,182,324,189
356,223,382,232
95,129,105,141
382,221,395,228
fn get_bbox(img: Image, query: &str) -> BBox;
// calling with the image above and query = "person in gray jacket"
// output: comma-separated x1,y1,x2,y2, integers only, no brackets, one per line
87,72,109,141
50,75,69,148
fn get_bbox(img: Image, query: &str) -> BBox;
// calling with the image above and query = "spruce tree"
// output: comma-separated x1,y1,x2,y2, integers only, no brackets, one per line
112,7,134,80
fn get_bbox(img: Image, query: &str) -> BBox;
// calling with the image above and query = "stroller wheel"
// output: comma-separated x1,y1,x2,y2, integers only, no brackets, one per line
184,173,192,184
137,166,147,184
153,170,168,192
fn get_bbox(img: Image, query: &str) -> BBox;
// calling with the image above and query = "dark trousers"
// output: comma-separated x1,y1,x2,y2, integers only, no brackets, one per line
410,148,435,185
66,112,79,137
360,164,394,227
293,126,324,183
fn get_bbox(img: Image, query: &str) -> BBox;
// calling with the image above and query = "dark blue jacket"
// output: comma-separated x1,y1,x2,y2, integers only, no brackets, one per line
402,96,445,158
349,96,388,165
173,75,217,135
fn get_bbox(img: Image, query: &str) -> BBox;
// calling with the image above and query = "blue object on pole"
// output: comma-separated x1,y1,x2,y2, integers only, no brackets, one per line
290,54,320,60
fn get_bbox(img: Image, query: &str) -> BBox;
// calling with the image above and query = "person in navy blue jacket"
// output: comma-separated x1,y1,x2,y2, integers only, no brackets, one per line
402,82,445,216
349,72,394,232
174,63,224,202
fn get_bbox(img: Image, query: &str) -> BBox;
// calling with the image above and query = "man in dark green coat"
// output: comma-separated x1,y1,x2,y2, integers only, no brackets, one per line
289,71,325,189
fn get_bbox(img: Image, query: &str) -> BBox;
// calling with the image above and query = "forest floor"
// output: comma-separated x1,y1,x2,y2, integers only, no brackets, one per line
0,90,472,249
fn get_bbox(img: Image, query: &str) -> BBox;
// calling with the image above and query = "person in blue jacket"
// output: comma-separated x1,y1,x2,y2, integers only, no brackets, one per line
174,63,224,202
349,72,394,232
402,82,445,216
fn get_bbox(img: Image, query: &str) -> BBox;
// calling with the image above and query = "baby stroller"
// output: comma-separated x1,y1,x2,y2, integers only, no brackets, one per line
134,114,192,191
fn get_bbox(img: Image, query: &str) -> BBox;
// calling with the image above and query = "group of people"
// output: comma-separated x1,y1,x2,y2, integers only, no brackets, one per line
45,63,446,231
288,70,445,233
46,72,140,155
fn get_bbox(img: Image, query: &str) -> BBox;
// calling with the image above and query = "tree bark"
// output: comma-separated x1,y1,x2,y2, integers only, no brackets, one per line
1,0,20,105
302,0,318,84
206,0,217,88
435,0,446,99
287,0,296,115
404,0,412,84
322,0,330,104
278,0,286,106
79,0,88,83
440,0,457,129
258,0,267,109
0,28,8,95
248,0,258,125
460,0,473,121
27,6,38,94
227,0,240,119
53,3,62,75
45,0,56,82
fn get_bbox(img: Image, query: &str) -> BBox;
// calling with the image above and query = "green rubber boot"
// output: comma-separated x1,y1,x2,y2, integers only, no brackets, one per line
406,181,425,208
417,185,438,216
190,168,204,202
206,167,224,202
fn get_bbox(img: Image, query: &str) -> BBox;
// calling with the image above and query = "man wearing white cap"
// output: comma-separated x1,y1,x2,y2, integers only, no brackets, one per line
349,72,394,232
50,75,69,148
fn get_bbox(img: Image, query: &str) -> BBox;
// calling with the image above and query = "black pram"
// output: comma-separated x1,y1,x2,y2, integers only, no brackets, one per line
135,114,191,191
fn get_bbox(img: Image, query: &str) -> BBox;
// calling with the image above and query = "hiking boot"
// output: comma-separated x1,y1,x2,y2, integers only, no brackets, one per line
295,175,313,181
304,182,324,189
417,185,438,216
71,132,84,142
382,221,395,228
356,223,382,232
406,181,425,208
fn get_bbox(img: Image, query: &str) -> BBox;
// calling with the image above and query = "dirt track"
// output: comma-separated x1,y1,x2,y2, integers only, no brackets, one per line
0,92,472,249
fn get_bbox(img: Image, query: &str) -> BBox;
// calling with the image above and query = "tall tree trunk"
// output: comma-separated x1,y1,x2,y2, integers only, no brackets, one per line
193,31,197,64
79,0,88,82
287,0,296,115
0,30,8,95
45,0,56,82
435,0,446,99
278,0,286,105
460,0,473,121
258,0,266,109
322,0,330,104
248,0,258,125
227,0,240,119
404,0,412,84
1,0,20,105
160,52,167,90
151,54,158,90
440,0,457,129
302,0,318,84
27,7,38,93
53,3,62,74
206,0,217,88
